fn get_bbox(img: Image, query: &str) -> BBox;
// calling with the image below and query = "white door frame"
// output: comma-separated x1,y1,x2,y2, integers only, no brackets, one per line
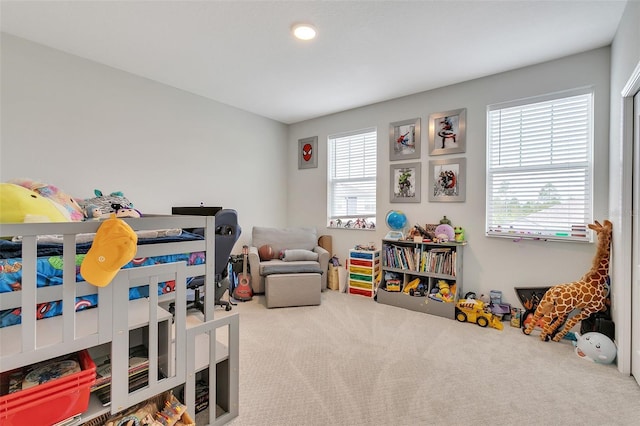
632,91,640,386
620,60,640,375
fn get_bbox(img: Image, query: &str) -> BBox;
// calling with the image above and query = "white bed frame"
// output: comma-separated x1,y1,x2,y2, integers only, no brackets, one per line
0,215,239,425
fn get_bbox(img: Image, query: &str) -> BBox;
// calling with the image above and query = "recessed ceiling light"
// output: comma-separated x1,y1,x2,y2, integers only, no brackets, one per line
292,23,317,41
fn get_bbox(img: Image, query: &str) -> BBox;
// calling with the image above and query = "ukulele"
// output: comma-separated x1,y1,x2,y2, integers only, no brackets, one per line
233,245,253,301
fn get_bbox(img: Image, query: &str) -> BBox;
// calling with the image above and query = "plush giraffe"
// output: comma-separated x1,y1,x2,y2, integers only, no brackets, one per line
523,220,612,342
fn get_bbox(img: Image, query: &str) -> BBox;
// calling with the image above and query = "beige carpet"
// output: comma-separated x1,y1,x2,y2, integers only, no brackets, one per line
221,290,639,426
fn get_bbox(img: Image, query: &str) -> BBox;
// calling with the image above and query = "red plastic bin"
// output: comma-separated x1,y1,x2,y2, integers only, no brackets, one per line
0,350,97,426
349,286,373,297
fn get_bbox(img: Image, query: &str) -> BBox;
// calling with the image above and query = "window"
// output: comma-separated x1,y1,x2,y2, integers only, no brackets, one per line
486,88,593,242
328,128,377,229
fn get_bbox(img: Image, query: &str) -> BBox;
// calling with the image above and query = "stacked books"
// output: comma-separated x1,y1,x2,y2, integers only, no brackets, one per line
90,345,152,405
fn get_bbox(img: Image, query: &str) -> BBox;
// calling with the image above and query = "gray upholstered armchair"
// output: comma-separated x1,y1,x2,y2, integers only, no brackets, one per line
248,226,329,295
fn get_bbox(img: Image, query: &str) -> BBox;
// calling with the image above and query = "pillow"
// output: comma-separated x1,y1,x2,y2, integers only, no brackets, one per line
281,249,318,262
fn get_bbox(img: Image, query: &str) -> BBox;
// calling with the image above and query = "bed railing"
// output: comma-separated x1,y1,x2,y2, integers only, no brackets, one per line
0,216,216,369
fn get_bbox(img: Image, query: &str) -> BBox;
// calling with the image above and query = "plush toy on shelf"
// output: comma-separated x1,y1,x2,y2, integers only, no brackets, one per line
429,280,455,303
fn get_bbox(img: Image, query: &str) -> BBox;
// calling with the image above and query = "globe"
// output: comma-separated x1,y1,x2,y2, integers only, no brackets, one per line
385,210,407,239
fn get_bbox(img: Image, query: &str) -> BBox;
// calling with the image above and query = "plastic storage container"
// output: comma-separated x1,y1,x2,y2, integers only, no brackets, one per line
0,350,97,426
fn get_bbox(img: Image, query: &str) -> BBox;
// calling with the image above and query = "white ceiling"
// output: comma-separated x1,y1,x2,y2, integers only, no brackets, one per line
0,0,629,124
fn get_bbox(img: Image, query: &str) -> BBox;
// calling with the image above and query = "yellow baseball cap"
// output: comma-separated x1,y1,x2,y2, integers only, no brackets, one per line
81,214,138,287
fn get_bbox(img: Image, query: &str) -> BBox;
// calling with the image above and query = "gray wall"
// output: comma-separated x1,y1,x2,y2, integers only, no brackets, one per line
0,33,289,249
288,47,612,307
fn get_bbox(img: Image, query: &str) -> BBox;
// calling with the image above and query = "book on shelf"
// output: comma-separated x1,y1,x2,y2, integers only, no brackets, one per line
91,344,150,391
384,242,457,275
93,368,157,406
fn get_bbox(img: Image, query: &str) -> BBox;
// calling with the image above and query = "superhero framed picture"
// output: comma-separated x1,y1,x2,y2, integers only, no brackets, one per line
298,136,318,169
428,108,466,156
429,157,466,202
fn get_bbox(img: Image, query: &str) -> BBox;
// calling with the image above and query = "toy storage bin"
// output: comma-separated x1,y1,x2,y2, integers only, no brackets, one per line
347,249,380,298
0,350,96,426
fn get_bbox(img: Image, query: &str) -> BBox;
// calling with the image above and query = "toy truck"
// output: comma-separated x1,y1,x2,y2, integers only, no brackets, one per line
455,299,504,330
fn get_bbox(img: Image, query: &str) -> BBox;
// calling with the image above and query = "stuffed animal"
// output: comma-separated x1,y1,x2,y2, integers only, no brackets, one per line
523,220,612,342
429,280,455,303
573,331,617,364
454,226,465,242
79,189,140,218
10,178,85,222
82,204,103,219
0,183,70,223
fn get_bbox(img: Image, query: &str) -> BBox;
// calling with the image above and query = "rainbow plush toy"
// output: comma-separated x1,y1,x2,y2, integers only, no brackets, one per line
10,178,84,221
0,183,70,223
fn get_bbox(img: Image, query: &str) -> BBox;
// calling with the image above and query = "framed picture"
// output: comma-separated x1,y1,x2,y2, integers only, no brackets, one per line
298,136,318,169
428,108,466,156
389,118,421,160
390,162,421,203
429,157,466,202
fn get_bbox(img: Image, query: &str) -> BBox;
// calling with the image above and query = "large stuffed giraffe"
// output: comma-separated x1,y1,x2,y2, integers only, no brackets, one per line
523,220,612,342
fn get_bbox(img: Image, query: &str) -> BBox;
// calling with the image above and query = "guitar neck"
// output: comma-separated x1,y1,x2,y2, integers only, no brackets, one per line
242,253,248,276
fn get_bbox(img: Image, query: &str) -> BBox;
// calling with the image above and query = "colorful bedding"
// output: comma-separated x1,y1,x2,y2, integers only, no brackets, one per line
0,232,206,328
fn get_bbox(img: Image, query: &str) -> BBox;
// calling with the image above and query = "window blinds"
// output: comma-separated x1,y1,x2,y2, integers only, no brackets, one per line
328,128,377,220
486,90,593,242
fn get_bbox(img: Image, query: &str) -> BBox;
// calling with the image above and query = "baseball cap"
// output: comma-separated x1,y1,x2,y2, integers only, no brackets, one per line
81,214,138,287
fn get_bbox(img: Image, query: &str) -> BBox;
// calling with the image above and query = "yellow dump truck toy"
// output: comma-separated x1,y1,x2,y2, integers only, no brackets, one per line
455,299,503,330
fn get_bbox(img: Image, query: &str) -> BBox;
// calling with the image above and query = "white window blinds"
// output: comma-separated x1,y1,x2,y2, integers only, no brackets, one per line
328,128,377,224
486,89,593,242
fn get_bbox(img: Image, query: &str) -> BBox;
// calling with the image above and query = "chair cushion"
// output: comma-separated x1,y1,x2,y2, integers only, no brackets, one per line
260,259,323,276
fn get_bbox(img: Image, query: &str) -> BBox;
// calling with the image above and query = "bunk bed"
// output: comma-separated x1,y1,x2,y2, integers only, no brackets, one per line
0,215,239,426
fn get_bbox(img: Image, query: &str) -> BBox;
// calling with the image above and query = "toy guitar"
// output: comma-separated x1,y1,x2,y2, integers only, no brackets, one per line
233,245,253,301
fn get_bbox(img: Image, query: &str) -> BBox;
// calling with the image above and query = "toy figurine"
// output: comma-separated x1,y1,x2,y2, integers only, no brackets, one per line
439,216,451,225
454,226,465,242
